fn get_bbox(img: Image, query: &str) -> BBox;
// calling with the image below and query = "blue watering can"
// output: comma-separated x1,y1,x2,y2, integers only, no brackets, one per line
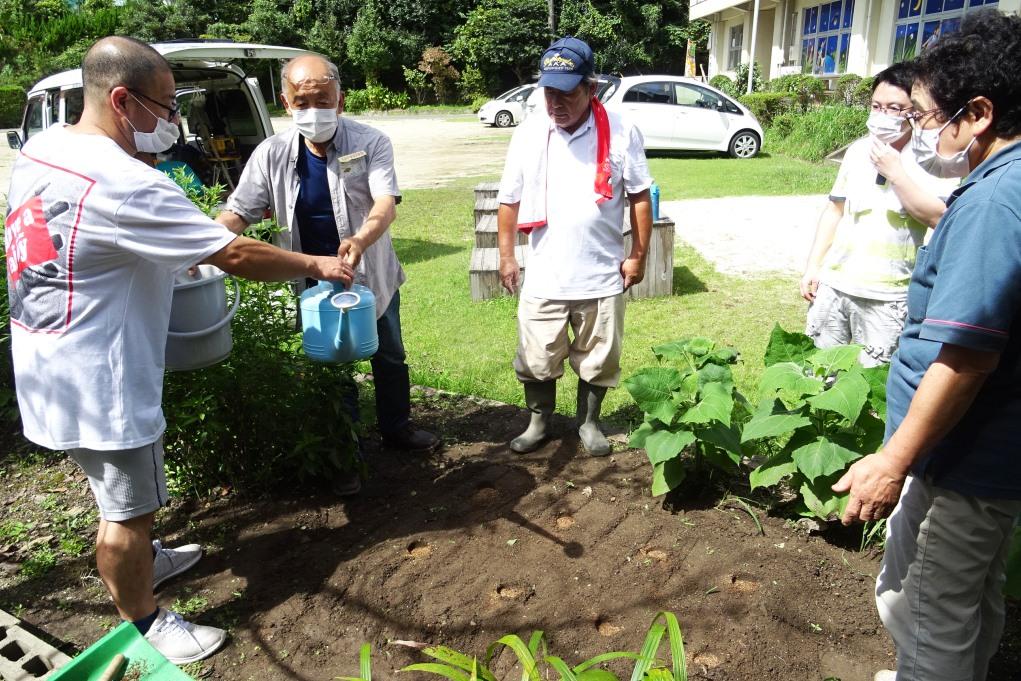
299,281,378,363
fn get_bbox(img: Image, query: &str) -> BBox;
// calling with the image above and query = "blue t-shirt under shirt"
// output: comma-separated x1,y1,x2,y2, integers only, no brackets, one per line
885,141,1021,500
295,142,339,256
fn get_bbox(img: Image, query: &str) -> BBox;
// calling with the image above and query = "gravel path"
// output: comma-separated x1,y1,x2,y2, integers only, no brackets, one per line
663,194,826,277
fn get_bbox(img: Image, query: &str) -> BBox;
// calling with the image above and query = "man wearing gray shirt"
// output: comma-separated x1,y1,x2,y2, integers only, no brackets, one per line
217,55,438,467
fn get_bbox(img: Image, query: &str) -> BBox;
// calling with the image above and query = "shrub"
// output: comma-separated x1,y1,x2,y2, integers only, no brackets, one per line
458,65,487,104
469,93,489,112
767,73,825,111
344,84,410,114
0,85,26,127
734,61,764,94
834,73,863,106
765,104,868,162
402,66,428,105
850,76,875,108
709,74,738,99
160,178,360,495
738,92,794,126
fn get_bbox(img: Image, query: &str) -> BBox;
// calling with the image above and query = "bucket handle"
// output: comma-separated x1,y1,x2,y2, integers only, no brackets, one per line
167,278,241,339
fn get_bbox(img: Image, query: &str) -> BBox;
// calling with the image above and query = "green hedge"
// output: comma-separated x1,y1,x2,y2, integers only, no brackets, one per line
766,74,826,112
738,92,794,126
765,104,868,162
345,84,411,114
0,85,26,128
708,74,739,99
850,76,875,108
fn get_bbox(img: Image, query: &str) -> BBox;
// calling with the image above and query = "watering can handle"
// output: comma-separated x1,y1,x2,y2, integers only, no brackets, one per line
167,277,241,339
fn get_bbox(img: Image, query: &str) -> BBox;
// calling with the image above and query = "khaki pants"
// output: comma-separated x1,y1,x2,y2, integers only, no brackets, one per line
514,294,625,387
876,475,1021,681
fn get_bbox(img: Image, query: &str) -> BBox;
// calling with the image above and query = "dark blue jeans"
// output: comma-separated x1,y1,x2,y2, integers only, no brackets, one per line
343,289,411,437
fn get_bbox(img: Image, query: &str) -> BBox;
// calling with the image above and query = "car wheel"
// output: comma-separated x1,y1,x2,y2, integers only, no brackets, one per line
728,130,760,159
494,110,514,128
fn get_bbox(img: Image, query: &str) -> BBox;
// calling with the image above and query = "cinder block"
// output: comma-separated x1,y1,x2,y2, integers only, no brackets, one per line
0,610,71,681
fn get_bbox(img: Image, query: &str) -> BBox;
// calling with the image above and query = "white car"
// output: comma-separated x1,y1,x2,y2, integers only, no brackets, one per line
477,84,536,128
523,75,621,120
601,75,764,158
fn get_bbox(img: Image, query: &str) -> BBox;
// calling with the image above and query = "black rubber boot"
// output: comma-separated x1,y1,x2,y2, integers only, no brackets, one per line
510,380,556,453
577,380,611,456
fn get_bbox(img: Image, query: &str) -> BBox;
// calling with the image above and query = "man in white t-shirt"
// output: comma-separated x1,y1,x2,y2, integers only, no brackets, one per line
497,37,653,456
4,37,352,664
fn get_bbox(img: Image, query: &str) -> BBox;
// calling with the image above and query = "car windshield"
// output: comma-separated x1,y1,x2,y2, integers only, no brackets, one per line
496,86,524,100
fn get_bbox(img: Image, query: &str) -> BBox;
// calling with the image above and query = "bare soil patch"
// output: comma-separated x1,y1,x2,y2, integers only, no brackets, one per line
2,392,1018,680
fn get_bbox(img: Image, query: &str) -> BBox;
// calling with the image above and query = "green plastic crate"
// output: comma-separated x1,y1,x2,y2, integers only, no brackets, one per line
49,622,193,680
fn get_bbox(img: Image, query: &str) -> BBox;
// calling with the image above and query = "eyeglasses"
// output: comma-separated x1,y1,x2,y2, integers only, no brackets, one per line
870,102,912,116
286,75,339,89
127,88,180,120
905,106,945,130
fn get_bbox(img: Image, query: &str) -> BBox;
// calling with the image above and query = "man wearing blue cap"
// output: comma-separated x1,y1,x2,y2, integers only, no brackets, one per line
497,36,653,456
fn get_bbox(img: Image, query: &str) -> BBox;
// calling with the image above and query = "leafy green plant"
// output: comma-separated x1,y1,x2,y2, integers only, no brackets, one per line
624,339,748,497
20,547,57,577
833,73,863,107
733,62,764,94
737,92,794,127
765,105,868,162
0,84,26,127
392,610,687,681
766,74,825,112
742,325,888,520
850,76,875,108
708,74,737,99
344,84,411,114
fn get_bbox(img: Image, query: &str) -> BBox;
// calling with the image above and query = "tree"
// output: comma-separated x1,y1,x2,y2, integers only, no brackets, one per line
346,0,420,85
418,46,459,104
403,65,427,105
451,0,550,87
119,0,209,42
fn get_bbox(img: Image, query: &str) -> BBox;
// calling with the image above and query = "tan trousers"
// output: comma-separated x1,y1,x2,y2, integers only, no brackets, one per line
514,294,625,387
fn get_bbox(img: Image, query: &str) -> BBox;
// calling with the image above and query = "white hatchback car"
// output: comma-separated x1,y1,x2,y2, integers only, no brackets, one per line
477,84,536,128
602,75,764,158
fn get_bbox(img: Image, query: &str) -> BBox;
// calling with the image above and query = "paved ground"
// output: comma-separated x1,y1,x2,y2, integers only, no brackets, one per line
1,116,821,277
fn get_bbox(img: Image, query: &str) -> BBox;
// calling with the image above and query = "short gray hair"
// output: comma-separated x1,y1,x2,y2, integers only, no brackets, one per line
281,56,341,91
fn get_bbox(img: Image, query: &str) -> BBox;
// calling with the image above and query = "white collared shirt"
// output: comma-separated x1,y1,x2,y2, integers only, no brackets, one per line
498,110,651,300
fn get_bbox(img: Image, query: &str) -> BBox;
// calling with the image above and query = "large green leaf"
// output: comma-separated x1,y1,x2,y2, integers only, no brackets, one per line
645,429,696,465
806,369,870,424
749,450,798,489
628,421,656,449
809,345,863,375
800,476,849,521
651,458,686,496
623,367,684,423
709,346,739,365
698,422,744,462
684,337,714,357
854,411,887,453
741,412,813,442
651,340,691,363
861,364,890,419
763,323,816,367
758,362,824,406
681,382,733,426
697,363,734,391
791,436,862,483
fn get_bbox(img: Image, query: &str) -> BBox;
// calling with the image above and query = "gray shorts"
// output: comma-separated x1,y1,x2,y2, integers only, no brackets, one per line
805,283,907,367
67,437,169,522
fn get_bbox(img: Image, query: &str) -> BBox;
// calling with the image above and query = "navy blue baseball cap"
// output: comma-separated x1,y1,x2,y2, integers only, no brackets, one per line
537,36,595,92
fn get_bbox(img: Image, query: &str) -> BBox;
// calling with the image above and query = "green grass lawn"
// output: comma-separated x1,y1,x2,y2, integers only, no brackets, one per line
648,153,837,200
390,157,826,426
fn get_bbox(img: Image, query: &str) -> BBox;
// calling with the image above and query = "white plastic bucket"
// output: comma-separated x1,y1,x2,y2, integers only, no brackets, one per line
166,265,241,371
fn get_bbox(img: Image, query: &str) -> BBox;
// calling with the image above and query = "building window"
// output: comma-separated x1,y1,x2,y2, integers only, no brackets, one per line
800,0,854,75
728,25,744,70
892,0,997,63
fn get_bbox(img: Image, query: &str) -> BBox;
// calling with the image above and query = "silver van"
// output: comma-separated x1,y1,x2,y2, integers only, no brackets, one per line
8,41,314,188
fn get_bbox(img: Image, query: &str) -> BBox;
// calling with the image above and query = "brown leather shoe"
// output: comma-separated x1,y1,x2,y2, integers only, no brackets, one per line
382,423,440,453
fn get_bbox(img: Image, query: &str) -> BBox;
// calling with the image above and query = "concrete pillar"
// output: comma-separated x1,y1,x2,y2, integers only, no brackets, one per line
846,0,870,76
871,0,897,75
770,2,787,78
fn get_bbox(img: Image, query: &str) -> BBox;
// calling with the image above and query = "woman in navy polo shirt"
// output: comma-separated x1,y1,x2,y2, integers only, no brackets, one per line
831,9,1021,681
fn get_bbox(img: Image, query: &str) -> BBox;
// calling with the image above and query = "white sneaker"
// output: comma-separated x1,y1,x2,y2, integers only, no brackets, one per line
874,671,897,681
143,608,226,664
152,540,202,589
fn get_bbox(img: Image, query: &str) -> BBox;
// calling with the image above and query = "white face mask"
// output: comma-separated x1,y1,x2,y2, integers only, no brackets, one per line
292,107,338,143
911,105,976,178
867,111,908,144
127,95,179,154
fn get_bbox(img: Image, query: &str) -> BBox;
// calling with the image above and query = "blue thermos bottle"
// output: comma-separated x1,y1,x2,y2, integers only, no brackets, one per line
650,181,660,222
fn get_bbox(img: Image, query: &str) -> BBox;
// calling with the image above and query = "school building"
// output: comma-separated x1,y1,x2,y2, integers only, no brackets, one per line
691,0,1019,84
